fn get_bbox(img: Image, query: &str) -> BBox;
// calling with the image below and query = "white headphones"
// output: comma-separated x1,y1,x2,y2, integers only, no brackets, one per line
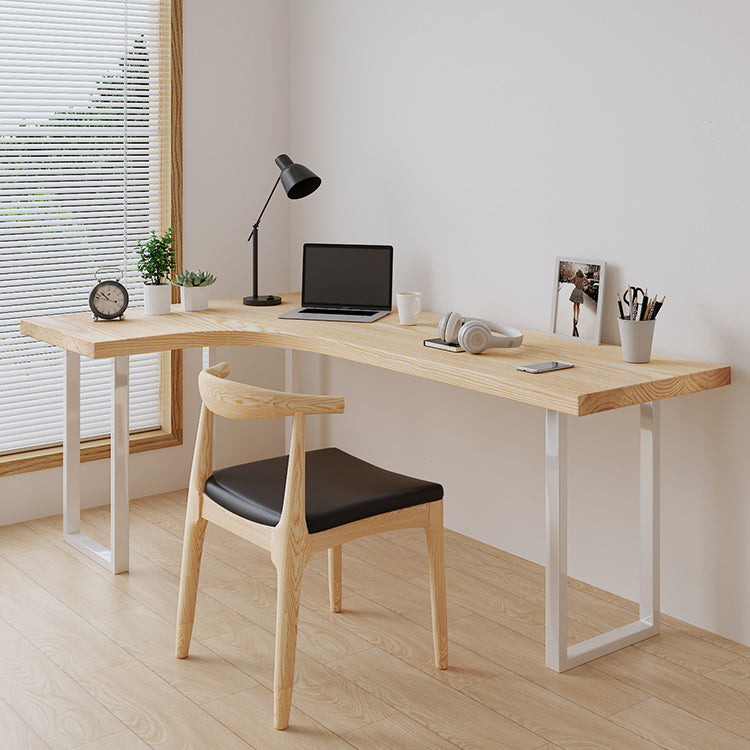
438,311,523,354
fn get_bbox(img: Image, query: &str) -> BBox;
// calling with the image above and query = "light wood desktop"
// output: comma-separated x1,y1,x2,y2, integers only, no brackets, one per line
20,294,730,672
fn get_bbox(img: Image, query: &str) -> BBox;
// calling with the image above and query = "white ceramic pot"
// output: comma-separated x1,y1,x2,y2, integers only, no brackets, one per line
181,285,209,312
143,283,172,315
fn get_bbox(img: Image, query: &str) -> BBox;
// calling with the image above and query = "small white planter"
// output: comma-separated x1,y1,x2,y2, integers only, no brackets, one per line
180,285,210,312
143,283,172,315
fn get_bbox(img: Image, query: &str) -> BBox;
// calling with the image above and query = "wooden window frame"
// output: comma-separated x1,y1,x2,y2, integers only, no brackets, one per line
0,0,183,478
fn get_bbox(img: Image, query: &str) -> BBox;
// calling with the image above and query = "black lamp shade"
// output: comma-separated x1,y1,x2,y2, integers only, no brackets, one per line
275,154,322,199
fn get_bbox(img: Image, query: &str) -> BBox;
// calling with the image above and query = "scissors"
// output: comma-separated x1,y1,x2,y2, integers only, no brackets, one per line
623,286,647,318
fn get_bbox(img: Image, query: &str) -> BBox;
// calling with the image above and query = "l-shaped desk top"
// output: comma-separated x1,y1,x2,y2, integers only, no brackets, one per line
20,293,730,416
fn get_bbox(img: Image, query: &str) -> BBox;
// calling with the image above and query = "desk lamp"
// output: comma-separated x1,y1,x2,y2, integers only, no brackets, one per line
243,154,322,306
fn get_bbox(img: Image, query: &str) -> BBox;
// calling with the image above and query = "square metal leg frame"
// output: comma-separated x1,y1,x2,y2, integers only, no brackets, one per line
545,402,660,671
64,351,130,574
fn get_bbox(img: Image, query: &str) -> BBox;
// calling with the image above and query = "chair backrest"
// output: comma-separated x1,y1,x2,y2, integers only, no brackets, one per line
198,362,345,420
191,363,345,547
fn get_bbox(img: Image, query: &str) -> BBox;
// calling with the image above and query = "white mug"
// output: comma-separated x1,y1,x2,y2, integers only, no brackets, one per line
396,291,422,325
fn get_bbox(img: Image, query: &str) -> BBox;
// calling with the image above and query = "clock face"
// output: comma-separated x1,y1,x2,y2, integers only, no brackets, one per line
89,280,129,319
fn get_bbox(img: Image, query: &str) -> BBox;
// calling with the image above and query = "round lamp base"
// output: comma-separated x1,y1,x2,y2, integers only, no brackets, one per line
243,294,282,307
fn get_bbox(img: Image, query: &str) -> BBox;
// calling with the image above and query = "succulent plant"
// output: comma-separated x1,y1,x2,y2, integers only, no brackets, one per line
170,269,216,288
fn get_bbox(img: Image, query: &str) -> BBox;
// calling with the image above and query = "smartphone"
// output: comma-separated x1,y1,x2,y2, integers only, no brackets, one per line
516,361,574,374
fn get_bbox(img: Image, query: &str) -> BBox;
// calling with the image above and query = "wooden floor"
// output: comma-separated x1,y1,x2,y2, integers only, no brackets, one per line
1,491,749,749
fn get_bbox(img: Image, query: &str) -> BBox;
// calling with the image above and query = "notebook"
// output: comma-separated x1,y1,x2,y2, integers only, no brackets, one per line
279,243,393,323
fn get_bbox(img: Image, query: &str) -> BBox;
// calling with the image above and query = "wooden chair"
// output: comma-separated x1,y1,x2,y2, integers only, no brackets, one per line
175,362,448,730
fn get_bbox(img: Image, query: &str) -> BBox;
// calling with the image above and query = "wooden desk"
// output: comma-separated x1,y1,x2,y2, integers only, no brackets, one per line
21,294,730,672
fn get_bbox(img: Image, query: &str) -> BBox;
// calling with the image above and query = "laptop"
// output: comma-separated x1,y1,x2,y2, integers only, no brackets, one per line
279,243,393,322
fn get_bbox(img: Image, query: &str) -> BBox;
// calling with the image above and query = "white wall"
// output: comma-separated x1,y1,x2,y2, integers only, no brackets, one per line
0,0,292,523
290,1,750,645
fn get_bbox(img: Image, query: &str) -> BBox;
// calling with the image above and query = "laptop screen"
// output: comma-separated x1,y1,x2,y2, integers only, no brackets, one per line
301,243,393,310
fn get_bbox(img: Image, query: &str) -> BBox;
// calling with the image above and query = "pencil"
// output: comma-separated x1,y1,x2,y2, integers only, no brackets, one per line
639,293,650,320
617,294,625,319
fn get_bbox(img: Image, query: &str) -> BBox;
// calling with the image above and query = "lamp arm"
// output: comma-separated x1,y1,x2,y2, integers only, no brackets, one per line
247,175,282,241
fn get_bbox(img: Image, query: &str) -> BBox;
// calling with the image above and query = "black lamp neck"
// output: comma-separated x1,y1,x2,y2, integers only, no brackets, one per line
247,174,282,241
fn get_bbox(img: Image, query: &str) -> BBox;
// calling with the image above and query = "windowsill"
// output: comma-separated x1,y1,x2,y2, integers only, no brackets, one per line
0,426,183,478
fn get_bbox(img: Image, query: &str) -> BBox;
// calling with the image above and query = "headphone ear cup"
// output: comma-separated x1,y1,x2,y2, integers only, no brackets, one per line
457,320,491,354
438,312,451,342
440,311,463,344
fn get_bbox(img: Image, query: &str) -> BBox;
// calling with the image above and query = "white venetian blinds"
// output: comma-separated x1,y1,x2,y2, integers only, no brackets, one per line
0,0,170,455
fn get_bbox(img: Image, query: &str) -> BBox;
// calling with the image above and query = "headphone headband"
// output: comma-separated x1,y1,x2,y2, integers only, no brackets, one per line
484,322,523,348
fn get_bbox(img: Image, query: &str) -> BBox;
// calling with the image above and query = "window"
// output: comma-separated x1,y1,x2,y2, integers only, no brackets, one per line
0,0,182,476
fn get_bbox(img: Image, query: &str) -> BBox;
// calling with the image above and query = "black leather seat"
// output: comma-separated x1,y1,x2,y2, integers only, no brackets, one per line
205,447,444,534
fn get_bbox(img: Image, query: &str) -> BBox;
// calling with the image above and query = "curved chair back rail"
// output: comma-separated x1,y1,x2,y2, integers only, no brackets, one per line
199,362,345,420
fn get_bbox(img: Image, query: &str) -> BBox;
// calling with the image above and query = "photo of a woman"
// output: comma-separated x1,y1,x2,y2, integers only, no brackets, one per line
551,258,605,344
567,268,588,336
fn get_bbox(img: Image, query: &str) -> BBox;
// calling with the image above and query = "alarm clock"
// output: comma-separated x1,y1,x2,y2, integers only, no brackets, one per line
89,268,129,320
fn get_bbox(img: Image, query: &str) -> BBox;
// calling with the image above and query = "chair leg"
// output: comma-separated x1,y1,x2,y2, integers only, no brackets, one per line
328,545,342,613
273,549,306,730
175,491,207,659
426,500,448,669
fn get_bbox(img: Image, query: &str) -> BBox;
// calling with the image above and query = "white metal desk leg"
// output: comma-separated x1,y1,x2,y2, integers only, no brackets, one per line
63,351,81,536
110,356,130,574
63,355,130,573
546,402,661,672
545,409,568,671
202,347,214,370
640,401,660,628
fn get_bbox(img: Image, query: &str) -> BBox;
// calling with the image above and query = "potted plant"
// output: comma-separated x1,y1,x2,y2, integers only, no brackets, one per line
171,269,216,312
136,228,176,314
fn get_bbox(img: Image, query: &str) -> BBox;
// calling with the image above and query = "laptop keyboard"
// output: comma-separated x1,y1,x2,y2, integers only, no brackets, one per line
299,308,376,316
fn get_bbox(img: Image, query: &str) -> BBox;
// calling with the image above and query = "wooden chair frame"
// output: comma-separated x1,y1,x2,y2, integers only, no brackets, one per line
176,362,448,730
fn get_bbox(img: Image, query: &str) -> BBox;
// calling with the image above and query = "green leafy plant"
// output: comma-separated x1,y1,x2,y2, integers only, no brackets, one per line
135,228,176,285
170,269,216,287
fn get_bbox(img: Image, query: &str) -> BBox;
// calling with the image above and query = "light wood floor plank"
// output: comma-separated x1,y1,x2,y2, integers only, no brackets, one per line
78,660,253,749
464,670,662,749
0,695,51,750
592,646,750,739
91,604,258,704
662,613,750,660
4,546,135,620
0,521,52,556
202,624,397,733
633,626,739,674
342,712,461,750
204,684,357,749
2,496,749,748
0,635,125,748
707,657,750,696
307,550,472,630
332,648,546,749
75,729,152,749
301,593,496,692
1,587,131,679
609,696,750,750
449,612,647,717
0,555,38,597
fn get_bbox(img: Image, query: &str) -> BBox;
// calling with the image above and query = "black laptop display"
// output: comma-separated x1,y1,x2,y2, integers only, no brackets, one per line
279,243,393,322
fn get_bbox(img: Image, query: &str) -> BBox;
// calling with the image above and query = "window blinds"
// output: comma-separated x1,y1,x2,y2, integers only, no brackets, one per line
0,0,168,455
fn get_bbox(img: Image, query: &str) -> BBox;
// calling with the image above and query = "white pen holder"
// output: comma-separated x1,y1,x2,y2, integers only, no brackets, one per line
618,318,656,363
